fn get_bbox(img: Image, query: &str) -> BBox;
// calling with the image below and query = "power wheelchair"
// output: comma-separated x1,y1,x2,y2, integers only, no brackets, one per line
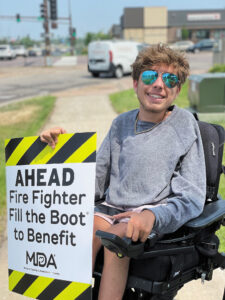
93,120,225,300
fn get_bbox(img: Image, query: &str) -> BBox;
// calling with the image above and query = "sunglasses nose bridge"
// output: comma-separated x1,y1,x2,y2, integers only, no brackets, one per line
152,72,164,87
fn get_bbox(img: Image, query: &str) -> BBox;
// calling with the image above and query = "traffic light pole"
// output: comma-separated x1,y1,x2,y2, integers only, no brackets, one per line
43,0,51,61
68,0,74,56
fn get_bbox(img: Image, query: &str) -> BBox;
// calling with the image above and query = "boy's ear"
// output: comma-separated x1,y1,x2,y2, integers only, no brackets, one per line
133,80,138,93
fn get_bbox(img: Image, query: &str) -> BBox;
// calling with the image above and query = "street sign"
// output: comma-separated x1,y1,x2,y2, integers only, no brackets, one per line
40,33,53,38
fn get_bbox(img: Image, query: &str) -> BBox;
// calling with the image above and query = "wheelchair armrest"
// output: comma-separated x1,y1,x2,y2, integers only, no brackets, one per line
96,230,149,258
185,199,225,229
96,230,196,259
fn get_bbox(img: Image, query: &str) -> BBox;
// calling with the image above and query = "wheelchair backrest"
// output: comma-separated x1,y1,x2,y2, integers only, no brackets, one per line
197,120,225,202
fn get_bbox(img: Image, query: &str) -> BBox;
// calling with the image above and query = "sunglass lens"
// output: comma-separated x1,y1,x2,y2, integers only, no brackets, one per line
141,70,157,85
162,73,178,88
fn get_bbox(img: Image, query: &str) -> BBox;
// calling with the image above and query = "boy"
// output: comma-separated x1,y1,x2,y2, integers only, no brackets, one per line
41,44,206,300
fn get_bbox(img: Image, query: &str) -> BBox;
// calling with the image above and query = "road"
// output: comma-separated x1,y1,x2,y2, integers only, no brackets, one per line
0,52,213,104
0,56,56,68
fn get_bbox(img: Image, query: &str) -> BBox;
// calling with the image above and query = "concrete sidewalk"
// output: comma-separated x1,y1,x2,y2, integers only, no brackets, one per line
1,75,224,299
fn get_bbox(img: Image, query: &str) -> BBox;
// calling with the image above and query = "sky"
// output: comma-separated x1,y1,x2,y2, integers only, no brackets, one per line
0,0,225,40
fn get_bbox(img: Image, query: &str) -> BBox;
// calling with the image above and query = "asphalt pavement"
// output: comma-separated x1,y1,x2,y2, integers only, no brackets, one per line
0,70,224,299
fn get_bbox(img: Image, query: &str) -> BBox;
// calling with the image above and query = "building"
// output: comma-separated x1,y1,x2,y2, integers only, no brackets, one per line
118,7,225,44
168,9,225,43
109,24,122,39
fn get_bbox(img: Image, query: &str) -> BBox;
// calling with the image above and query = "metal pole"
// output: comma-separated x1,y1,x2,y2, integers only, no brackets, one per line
68,0,74,56
44,0,50,58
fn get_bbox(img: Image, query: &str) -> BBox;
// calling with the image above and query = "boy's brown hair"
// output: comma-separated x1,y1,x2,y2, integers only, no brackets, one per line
131,43,190,86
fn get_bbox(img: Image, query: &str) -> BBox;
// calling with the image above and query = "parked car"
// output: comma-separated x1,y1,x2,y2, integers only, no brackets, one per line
31,47,42,56
169,40,194,51
88,40,144,78
51,48,63,56
0,44,16,60
28,50,37,57
14,45,28,57
187,39,215,53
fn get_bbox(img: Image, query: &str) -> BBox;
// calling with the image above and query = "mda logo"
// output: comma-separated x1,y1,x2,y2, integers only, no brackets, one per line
26,251,57,269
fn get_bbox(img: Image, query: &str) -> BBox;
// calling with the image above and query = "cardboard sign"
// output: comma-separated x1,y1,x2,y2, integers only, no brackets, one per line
5,133,96,300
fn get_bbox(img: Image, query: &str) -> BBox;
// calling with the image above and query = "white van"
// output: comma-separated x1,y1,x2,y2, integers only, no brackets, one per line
88,40,144,78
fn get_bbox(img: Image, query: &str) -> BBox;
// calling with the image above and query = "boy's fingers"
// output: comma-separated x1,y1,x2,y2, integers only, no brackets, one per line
40,135,53,145
131,226,139,242
61,128,67,134
40,134,55,148
40,136,48,143
40,127,66,149
112,211,132,219
126,221,134,239
50,133,58,144
139,231,149,243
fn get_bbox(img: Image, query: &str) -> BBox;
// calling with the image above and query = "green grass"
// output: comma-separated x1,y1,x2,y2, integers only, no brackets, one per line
110,88,139,114
0,95,56,232
209,64,225,73
173,82,189,108
109,81,225,252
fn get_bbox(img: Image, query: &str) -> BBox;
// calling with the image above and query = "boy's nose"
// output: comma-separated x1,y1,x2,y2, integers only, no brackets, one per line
152,74,164,89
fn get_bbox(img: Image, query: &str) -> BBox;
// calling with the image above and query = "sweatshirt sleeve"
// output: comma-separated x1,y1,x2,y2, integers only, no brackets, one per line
149,127,206,234
95,128,111,201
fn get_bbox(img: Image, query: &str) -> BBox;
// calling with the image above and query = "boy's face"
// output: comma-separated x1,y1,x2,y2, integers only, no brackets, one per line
133,64,181,121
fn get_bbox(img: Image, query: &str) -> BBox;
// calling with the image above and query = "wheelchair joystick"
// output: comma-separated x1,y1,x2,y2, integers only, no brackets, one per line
95,230,145,258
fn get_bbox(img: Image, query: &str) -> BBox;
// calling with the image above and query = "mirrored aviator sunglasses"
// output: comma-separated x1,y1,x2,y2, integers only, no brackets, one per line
141,70,179,88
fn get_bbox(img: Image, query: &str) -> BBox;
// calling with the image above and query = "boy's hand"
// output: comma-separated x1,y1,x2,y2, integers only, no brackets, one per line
113,210,156,243
40,127,66,149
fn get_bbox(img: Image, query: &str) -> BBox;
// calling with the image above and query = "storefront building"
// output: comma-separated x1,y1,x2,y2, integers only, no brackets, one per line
119,7,225,44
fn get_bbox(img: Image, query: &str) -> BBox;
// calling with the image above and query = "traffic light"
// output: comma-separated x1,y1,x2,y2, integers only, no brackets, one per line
40,2,47,20
72,28,76,40
50,0,57,20
16,14,21,22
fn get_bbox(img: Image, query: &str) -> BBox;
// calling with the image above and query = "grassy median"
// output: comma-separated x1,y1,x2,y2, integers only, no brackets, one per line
109,81,225,252
0,96,56,235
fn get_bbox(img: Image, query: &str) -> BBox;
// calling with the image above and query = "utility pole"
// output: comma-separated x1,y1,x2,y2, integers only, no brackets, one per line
68,0,74,56
40,0,51,65
44,0,50,56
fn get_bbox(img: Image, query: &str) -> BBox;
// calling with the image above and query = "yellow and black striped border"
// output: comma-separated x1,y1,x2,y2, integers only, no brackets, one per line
5,132,96,166
9,269,91,299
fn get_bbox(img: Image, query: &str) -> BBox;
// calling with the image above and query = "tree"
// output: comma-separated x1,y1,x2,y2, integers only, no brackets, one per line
84,31,112,46
20,36,34,48
0,38,9,44
181,27,189,40
84,32,94,46
13,36,36,48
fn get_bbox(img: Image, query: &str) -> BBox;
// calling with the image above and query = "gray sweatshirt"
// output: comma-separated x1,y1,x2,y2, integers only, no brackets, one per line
95,105,206,234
